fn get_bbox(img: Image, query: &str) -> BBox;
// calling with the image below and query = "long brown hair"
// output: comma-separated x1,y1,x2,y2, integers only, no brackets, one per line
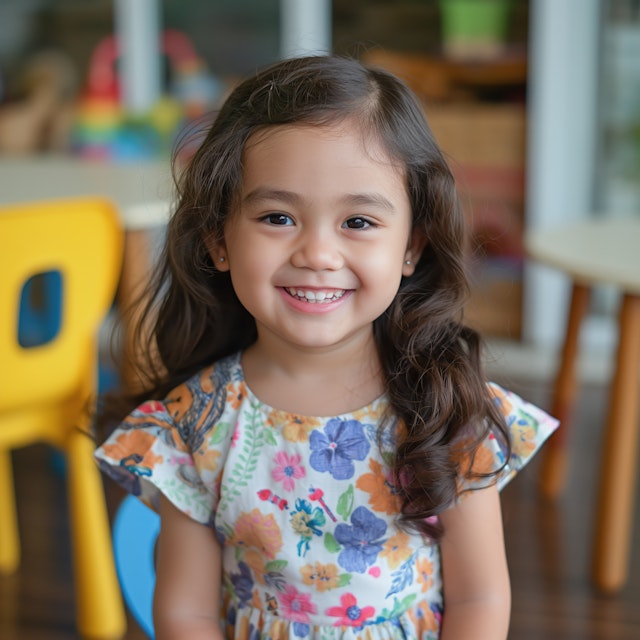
101,55,510,538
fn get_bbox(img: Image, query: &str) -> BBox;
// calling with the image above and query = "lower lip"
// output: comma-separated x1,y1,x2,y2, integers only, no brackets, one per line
279,288,350,314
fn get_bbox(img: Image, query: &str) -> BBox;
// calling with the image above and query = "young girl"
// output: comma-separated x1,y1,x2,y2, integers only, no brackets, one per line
96,55,557,639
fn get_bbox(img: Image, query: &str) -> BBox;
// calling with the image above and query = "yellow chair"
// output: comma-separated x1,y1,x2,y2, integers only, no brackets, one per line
0,198,127,638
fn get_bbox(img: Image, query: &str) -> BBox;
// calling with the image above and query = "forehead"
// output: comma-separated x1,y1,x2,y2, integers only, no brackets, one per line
240,121,406,190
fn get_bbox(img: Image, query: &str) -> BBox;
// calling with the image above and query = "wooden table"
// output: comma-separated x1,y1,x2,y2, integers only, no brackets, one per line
526,217,640,593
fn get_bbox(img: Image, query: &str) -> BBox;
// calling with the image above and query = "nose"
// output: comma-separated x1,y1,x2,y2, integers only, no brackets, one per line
290,227,344,271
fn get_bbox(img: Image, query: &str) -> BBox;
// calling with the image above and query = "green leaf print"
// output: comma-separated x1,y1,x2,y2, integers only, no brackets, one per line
518,408,538,432
163,477,210,522
265,559,288,573
323,532,341,553
218,403,267,512
264,428,278,447
219,521,234,541
209,421,231,445
336,485,354,520
336,573,352,587
380,594,417,620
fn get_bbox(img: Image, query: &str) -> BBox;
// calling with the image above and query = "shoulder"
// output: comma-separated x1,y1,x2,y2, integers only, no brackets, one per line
486,382,559,434
162,352,243,423
473,381,559,489
124,352,245,451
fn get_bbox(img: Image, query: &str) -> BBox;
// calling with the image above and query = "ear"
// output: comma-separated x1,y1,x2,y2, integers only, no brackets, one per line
402,229,427,277
204,234,230,272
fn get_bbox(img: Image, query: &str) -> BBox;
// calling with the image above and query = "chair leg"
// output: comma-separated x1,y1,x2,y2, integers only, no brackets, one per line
540,283,591,499
0,449,20,574
66,430,126,639
592,293,640,593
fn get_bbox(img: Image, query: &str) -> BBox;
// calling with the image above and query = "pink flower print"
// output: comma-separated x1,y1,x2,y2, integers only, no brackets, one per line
326,593,375,627
138,400,165,414
277,584,317,623
231,425,240,448
271,451,305,492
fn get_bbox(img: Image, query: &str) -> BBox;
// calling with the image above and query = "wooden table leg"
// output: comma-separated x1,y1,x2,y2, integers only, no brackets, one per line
540,283,591,499
592,293,640,593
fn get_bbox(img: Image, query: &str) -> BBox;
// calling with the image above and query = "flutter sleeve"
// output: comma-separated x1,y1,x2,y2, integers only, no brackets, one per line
95,371,234,527
460,383,560,493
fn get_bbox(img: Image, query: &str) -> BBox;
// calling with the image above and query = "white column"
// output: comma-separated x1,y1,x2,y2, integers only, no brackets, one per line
523,0,601,347
114,0,162,114
280,0,332,58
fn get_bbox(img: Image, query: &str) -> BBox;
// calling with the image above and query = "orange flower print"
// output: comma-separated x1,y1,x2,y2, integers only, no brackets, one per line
511,421,536,458
380,531,412,569
197,366,217,394
102,431,163,471
407,599,440,632
164,383,194,423
282,416,319,443
453,436,495,480
194,447,221,474
415,556,434,593
232,509,283,560
268,410,320,443
300,561,341,592
471,442,496,475
356,459,402,514
488,384,513,415
226,380,246,410
243,549,268,585
352,402,384,423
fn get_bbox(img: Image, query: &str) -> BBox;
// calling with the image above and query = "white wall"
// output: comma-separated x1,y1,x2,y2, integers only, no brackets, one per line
280,0,332,58
524,0,601,348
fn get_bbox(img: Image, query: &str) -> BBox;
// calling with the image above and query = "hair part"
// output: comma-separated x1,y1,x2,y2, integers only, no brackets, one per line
100,55,510,539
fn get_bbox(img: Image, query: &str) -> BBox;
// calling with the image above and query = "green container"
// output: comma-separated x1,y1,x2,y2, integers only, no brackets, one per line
440,0,511,59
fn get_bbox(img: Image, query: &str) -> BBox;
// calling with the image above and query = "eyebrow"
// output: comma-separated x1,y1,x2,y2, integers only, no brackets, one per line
342,192,396,213
243,187,397,213
243,188,300,206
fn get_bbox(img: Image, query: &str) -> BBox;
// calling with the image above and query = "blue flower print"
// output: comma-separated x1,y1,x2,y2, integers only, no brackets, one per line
97,459,142,496
230,561,254,607
309,419,370,480
294,622,310,637
334,506,387,573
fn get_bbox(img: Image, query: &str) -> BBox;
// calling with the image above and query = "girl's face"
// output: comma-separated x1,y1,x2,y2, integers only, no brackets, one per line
210,122,422,355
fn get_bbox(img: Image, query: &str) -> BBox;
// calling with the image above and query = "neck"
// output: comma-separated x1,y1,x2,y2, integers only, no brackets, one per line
242,332,384,415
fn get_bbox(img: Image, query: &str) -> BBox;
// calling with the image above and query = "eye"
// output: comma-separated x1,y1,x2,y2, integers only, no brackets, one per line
262,213,294,226
343,217,374,230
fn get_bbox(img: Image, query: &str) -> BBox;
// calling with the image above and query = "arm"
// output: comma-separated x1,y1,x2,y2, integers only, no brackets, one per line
153,495,224,640
438,484,511,640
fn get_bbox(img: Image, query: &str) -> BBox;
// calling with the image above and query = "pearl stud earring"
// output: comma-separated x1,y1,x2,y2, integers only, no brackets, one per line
405,260,411,265
219,257,226,263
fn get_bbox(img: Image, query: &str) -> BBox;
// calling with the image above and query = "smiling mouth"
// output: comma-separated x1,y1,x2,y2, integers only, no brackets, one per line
284,288,347,303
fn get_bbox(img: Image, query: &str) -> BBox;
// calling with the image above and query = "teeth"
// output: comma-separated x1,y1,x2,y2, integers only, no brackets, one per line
286,288,346,303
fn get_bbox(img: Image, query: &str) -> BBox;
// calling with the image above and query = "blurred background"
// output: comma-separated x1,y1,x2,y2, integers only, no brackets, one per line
1,1,639,638
1,0,638,369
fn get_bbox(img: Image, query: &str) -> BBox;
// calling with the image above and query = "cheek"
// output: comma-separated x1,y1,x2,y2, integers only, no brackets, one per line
359,243,406,276
357,255,405,303
227,250,276,306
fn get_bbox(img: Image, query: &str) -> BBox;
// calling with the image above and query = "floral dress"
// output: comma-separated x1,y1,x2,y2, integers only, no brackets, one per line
95,351,558,639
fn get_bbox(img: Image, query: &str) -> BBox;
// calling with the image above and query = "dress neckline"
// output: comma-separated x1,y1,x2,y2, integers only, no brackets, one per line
228,351,389,421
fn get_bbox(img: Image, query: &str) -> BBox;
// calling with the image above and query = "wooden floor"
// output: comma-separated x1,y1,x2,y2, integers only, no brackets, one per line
1,378,639,639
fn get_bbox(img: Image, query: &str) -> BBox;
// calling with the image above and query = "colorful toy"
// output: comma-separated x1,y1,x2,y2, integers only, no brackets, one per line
73,30,221,160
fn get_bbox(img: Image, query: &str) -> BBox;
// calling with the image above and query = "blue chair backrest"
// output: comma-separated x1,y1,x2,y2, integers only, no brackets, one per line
112,495,160,639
